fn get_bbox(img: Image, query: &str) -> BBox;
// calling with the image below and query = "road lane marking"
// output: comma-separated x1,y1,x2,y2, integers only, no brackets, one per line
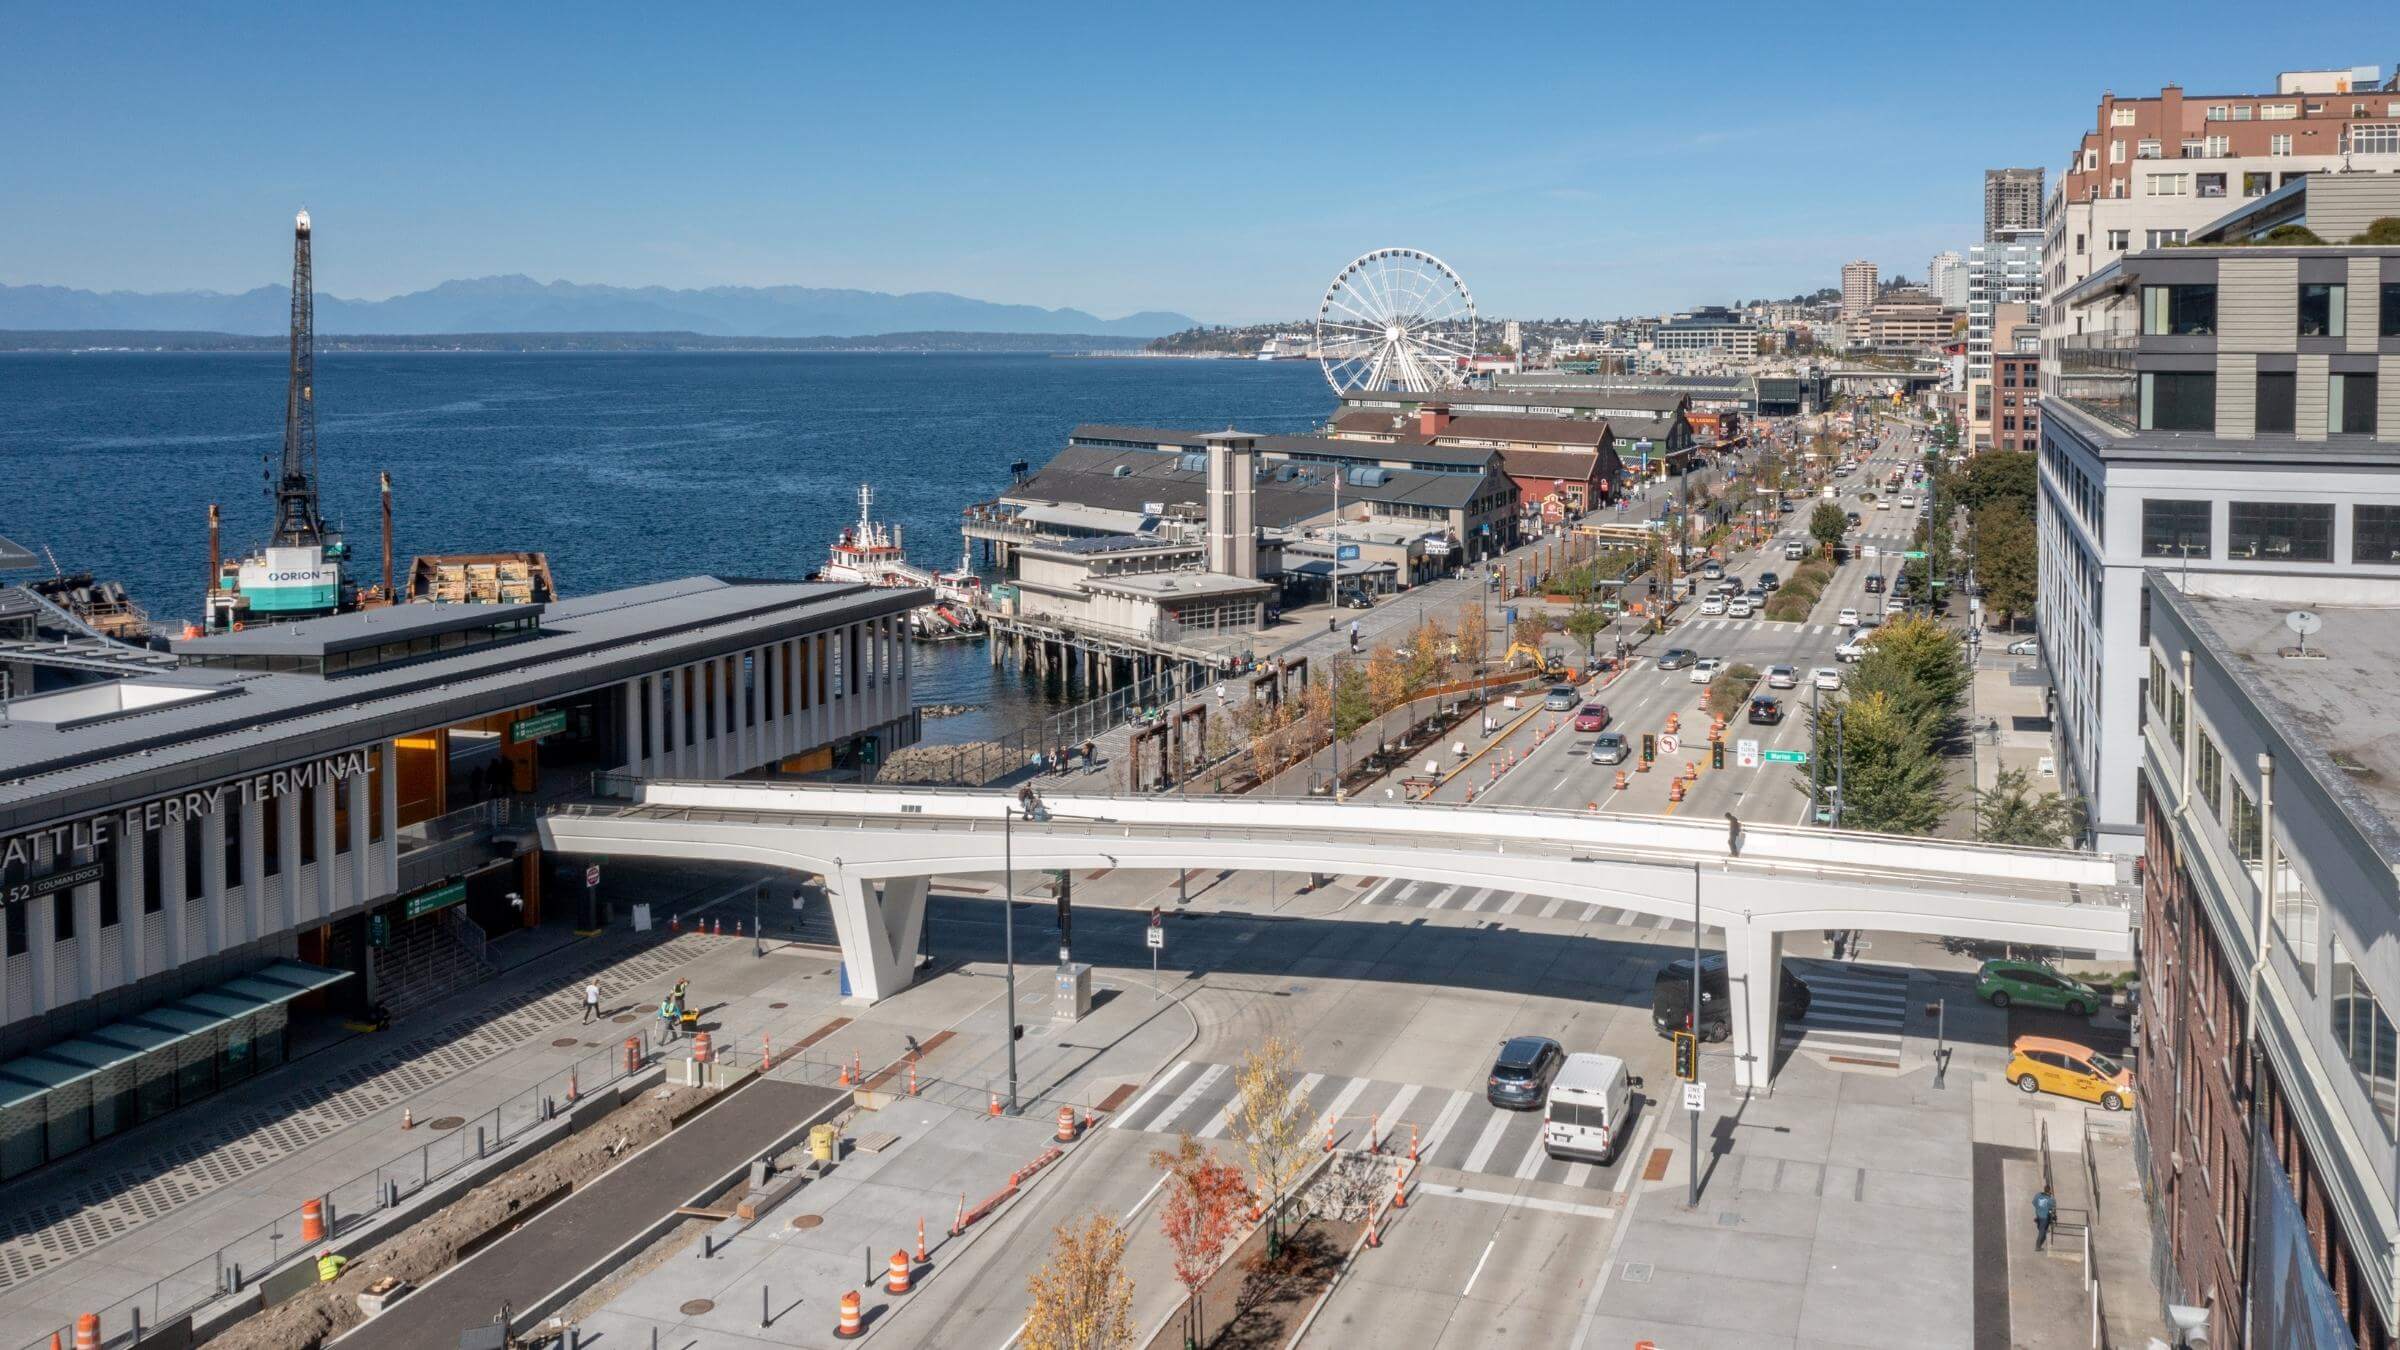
1416,1182,1618,1220
1460,1237,1498,1299
1511,1132,1549,1180
1110,1059,1193,1129
1420,1090,1471,1161
1498,892,1529,916
1538,896,1566,919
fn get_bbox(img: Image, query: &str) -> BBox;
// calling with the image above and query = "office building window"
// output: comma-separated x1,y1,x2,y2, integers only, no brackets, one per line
2262,104,2297,121
53,891,74,942
2243,172,2274,197
2352,124,2400,155
98,884,118,930
2142,285,2216,335
2206,105,2228,121
2331,372,2377,435
2145,227,2188,248
2271,134,2294,156
2145,174,2187,196
2384,282,2400,336
2107,229,2130,250
2299,283,2346,337
2256,371,2296,433
2356,505,2400,564
2205,136,2229,158
2137,139,2162,159
2334,955,2400,1136
2232,106,2254,121
2142,499,2212,558
2228,501,2335,562
2140,372,2215,431
2112,107,2137,127
2197,173,2227,198
2110,139,2126,164
3,905,20,958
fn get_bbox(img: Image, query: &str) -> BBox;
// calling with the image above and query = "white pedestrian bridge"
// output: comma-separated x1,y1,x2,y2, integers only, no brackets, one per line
541,779,2134,1089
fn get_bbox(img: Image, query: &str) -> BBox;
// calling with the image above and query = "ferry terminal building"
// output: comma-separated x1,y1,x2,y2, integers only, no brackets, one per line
0,575,918,1180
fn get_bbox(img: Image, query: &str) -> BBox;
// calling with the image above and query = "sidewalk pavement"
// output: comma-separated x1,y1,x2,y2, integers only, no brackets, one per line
0,858,852,1336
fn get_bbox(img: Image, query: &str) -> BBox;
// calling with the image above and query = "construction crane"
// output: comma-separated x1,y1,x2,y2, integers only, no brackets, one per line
272,208,328,547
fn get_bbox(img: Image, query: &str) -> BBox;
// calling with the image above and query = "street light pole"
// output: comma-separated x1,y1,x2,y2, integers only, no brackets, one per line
1688,860,1702,1210
1003,803,1019,1115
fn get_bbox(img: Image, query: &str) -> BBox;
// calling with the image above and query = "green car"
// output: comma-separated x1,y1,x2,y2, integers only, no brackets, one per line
1977,960,2103,1016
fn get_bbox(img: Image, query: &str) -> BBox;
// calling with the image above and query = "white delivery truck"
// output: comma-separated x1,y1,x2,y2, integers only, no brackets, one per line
1542,1052,1638,1164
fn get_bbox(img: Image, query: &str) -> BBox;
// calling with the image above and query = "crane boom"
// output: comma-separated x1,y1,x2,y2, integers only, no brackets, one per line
272,209,327,546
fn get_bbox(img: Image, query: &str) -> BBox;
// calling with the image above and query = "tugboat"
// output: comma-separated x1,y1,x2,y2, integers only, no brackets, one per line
819,485,986,640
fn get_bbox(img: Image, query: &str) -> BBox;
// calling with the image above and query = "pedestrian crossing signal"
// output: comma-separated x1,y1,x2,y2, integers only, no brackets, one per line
367,915,388,949
1673,1030,1698,1081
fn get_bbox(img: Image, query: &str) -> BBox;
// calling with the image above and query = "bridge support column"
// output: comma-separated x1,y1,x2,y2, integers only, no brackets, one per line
1725,918,1785,1094
826,871,929,1004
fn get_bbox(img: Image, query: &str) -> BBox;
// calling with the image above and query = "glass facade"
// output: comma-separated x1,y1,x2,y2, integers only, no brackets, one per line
2354,505,2400,565
2298,283,2346,338
2228,501,2335,562
2141,499,2213,558
2141,372,2216,431
2141,284,2217,336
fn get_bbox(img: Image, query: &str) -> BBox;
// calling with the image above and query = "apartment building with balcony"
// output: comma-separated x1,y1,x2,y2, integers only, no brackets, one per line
2037,237,2400,854
2043,64,2400,394
2138,581,2400,1348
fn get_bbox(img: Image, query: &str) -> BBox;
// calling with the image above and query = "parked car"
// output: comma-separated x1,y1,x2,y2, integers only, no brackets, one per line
1574,703,1613,733
1589,731,1631,765
1812,666,1842,691
2005,1035,2134,1112
1765,664,1798,689
1688,656,1723,684
1978,960,2104,1016
1837,607,1860,627
1657,648,1695,670
1746,696,1783,725
1488,1035,1565,1109
1652,955,1812,1042
1700,594,1727,616
1544,685,1580,711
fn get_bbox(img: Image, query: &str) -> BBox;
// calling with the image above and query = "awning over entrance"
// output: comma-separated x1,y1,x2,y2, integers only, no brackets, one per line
0,959,350,1181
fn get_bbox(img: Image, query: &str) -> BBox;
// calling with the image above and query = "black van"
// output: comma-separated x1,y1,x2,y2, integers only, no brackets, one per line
1651,954,1812,1041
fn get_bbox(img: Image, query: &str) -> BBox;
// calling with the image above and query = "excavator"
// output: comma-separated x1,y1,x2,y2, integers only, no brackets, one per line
1502,641,1574,681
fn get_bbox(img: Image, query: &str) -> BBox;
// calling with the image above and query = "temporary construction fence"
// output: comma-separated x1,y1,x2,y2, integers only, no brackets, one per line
18,1033,650,1350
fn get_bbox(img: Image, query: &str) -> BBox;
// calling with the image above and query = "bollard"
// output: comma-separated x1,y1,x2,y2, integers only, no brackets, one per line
835,1290,864,1339
477,1125,486,1159
762,1284,771,1329
888,1248,913,1294
300,1198,326,1244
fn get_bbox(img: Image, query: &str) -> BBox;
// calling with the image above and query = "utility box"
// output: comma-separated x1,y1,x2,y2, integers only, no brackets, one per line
1054,962,1093,1024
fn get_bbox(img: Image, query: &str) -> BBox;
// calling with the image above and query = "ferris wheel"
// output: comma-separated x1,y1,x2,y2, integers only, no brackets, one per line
1314,248,1476,396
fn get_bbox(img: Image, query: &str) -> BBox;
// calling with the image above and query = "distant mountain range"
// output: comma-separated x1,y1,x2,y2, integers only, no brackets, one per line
0,329,1156,354
0,276,1195,339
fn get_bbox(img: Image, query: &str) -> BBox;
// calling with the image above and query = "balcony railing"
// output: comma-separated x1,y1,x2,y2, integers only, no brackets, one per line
2053,336,2137,432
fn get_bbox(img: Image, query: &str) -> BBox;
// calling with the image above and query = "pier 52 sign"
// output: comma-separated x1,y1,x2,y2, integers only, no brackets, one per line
0,749,373,901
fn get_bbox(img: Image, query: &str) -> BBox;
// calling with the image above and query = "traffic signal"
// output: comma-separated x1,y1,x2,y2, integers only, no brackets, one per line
1673,1030,1699,1081
1711,740,1725,770
1641,733,1656,764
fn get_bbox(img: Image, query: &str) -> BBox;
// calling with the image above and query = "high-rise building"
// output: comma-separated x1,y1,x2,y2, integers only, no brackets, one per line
1840,260,1878,319
2040,64,2400,394
1966,229,2043,384
1983,167,2045,240
1927,251,1967,307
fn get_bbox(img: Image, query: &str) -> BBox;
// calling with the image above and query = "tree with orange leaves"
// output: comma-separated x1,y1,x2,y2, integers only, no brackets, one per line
1151,1134,1248,1350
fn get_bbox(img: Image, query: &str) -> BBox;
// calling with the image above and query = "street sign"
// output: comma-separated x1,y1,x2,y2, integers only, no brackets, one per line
584,865,601,889
1146,925,1163,950
1684,1082,1707,1113
1903,550,1928,560
1762,749,1809,765
510,708,568,744
1659,732,1681,756
1336,544,1360,562
1737,738,1760,768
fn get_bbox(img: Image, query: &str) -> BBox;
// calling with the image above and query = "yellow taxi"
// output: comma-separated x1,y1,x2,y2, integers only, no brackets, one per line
2006,1035,2135,1111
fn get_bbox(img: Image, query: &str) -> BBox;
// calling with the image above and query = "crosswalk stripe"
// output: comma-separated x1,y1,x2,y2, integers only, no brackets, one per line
1322,1077,1373,1133
1420,1091,1471,1162
1148,1063,1229,1134
1810,993,1907,1014
1809,1008,1908,1028
1566,1162,1595,1188
1538,896,1567,919
1425,885,1460,911
1378,1084,1423,1142
1462,888,1497,913
1611,909,1639,926
1511,1131,1550,1180
1498,892,1530,916
1112,1059,1195,1130
1462,1112,1512,1174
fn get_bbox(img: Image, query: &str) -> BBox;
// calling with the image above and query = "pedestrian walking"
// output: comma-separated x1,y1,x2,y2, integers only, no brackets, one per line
2032,1184,2056,1250
583,980,600,1024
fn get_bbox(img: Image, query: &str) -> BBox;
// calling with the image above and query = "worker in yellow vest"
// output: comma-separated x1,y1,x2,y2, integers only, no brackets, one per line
316,1250,348,1283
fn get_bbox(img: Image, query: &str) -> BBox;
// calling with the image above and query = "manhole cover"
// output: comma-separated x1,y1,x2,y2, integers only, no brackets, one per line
791,1214,824,1230
770,1002,789,1009
611,1014,635,1024
680,1298,715,1315
428,1116,466,1131
1620,1261,1653,1284
552,1038,580,1047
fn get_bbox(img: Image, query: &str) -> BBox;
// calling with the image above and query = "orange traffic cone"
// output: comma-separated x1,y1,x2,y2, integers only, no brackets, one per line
300,1198,326,1243
835,1289,863,1338
401,1107,413,1130
1364,1211,1381,1248
1392,1159,1408,1208
987,1091,1001,1117
917,1216,928,1264
887,1249,912,1295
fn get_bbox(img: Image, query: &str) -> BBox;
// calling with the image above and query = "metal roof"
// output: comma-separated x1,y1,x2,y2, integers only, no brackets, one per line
174,602,544,659
1069,425,1497,469
1005,444,1496,525
0,577,919,833
0,534,36,573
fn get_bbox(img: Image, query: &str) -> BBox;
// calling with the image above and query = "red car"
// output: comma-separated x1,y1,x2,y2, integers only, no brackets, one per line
1574,703,1612,733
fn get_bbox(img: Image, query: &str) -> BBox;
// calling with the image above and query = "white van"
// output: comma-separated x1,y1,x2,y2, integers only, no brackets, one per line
1543,1053,1637,1164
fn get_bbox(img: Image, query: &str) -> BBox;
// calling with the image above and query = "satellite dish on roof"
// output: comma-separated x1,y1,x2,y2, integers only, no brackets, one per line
2287,609,2323,657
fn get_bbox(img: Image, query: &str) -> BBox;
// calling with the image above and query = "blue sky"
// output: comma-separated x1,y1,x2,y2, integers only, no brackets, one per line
3,1,2390,322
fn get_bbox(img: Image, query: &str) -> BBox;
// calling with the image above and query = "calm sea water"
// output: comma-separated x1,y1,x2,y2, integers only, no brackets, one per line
0,352,1331,740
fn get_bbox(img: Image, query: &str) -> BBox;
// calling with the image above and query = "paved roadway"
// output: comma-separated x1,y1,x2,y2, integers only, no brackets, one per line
1430,418,1937,828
